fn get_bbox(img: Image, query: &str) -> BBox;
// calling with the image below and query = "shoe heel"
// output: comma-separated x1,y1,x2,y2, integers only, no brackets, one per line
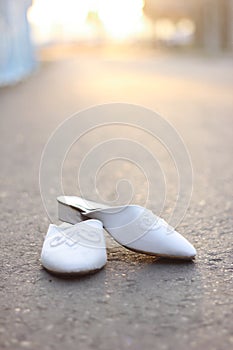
58,202,85,224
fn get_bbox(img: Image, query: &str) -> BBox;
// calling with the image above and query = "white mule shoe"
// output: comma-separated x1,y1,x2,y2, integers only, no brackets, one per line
40,219,107,276
57,196,197,260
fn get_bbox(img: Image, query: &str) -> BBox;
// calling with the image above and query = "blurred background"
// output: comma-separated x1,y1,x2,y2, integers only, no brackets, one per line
0,0,233,85
0,0,233,212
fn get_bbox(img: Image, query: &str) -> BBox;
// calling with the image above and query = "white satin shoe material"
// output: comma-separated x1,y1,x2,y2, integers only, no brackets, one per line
57,196,197,260
41,219,107,275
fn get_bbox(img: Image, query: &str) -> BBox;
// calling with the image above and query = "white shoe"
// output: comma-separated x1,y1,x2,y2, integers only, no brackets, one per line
40,219,107,276
57,196,196,260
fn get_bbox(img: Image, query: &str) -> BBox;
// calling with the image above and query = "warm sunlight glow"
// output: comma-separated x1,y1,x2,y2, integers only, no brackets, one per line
28,0,146,44
96,0,144,40
28,0,91,43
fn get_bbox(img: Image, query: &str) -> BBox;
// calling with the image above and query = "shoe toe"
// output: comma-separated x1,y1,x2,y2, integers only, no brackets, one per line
41,243,106,274
166,231,196,259
128,227,196,260
41,221,107,275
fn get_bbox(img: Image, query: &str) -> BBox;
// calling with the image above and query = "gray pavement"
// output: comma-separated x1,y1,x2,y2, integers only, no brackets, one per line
0,48,233,350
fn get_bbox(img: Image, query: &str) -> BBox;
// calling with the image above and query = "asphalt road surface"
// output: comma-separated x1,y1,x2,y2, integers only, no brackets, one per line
0,48,233,350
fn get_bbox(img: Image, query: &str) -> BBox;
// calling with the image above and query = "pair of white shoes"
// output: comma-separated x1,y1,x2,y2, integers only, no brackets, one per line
41,196,197,276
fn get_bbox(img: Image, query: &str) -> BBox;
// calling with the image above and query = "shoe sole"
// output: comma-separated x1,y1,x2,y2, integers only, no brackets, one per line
122,244,195,261
42,265,105,278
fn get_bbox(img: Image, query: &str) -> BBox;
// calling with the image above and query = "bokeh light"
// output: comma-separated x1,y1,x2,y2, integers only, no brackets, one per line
28,0,147,44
